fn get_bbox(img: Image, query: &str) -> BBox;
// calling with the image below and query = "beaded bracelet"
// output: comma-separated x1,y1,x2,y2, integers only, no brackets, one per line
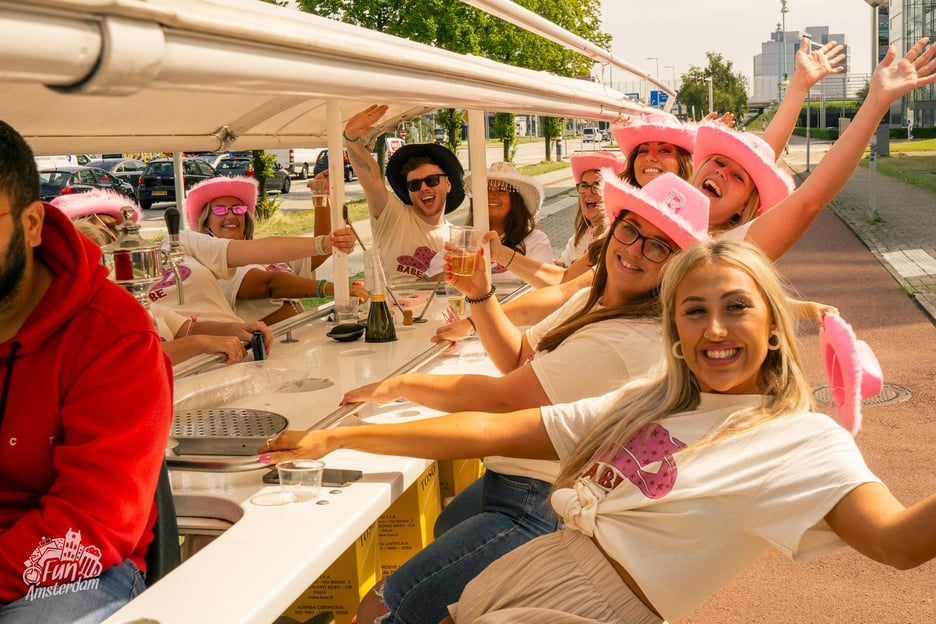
316,279,328,298
464,285,496,304
313,235,328,256
342,130,361,143
504,249,517,269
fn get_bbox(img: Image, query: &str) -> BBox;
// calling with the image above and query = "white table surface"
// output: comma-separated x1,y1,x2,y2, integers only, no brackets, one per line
103,295,503,624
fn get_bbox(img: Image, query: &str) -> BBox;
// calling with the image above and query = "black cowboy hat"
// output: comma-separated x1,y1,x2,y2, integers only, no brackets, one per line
386,143,465,214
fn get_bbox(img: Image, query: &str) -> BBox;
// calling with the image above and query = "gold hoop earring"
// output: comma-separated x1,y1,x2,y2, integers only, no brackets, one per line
671,340,685,360
767,330,781,351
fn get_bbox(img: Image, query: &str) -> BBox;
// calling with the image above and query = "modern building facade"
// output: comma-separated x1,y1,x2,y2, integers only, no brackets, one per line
886,0,936,127
753,26,850,105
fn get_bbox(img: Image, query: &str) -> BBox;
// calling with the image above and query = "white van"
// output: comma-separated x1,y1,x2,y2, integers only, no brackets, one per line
268,148,324,179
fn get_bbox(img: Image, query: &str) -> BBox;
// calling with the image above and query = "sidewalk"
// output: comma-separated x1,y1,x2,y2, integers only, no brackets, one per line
781,137,936,325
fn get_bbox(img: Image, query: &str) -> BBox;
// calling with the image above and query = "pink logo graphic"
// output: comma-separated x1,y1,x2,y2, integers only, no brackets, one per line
396,246,435,277
150,264,192,291
581,423,686,499
22,529,103,589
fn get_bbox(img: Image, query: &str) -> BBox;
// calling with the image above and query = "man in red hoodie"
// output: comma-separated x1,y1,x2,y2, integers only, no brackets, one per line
0,122,173,622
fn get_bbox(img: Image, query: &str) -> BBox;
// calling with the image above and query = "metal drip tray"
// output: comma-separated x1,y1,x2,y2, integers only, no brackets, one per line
171,408,288,456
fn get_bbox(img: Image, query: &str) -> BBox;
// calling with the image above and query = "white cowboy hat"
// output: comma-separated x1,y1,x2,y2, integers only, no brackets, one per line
465,161,544,218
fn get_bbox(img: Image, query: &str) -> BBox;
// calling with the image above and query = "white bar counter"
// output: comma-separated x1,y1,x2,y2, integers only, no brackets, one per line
104,293,504,624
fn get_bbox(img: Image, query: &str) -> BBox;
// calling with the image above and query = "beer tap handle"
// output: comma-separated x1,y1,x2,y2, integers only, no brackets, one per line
163,207,185,305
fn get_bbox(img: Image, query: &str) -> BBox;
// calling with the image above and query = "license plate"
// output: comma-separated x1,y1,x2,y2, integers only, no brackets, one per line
152,190,168,196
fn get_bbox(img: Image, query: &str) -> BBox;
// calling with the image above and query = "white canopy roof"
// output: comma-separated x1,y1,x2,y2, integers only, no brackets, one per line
0,0,650,155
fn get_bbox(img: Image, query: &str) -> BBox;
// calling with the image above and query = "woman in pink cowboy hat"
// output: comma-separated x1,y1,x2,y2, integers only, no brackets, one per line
184,175,367,325
268,238,936,624
329,172,710,624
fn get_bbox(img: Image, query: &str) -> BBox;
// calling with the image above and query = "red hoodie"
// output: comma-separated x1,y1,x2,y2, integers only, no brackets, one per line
0,205,173,605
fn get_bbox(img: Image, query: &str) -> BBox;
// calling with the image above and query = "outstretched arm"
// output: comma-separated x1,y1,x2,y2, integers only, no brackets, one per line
762,36,846,159
486,231,567,288
343,104,390,219
340,364,550,413
261,407,557,464
225,227,356,267
748,38,936,261
826,482,936,570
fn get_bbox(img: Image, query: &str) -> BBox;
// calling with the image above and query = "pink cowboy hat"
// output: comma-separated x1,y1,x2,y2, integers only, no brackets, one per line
691,123,795,215
50,189,140,223
612,112,697,156
820,313,884,437
184,176,258,230
571,152,625,182
603,171,711,250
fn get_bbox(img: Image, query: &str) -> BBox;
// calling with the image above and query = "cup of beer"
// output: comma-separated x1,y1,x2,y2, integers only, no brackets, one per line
309,178,329,208
449,225,484,276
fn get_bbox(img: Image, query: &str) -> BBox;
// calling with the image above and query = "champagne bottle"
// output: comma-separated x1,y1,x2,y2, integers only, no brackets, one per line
364,249,397,343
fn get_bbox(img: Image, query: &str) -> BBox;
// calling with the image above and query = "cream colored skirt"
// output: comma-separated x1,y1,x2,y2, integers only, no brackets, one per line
449,529,664,624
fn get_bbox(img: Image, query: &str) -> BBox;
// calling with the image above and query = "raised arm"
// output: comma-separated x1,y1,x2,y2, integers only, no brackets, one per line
748,38,936,261
343,104,390,218
762,36,846,159
487,231,567,288
260,407,558,464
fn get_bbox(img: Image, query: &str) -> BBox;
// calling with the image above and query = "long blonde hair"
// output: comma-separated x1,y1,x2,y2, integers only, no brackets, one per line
692,155,761,233
555,240,813,489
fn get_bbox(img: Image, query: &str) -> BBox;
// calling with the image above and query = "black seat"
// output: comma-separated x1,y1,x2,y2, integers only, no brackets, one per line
144,459,181,587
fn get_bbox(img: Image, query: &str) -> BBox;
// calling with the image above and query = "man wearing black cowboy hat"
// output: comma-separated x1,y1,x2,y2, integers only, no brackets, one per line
343,104,464,283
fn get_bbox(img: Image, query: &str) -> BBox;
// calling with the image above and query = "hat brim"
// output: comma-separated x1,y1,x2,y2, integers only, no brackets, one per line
185,176,258,230
386,144,465,214
820,314,884,436
464,171,543,218
692,125,794,215
49,189,140,223
571,152,625,182
613,122,696,157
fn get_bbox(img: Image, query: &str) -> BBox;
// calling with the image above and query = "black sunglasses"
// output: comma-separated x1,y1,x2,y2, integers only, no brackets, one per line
406,174,448,193
612,220,675,264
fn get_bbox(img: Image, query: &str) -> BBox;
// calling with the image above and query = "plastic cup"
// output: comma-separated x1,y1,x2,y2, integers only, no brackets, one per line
334,297,360,324
277,460,324,502
449,225,484,276
309,178,329,208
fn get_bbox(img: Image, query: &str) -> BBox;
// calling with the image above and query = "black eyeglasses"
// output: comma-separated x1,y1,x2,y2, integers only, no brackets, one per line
406,174,448,192
576,181,601,194
611,220,674,263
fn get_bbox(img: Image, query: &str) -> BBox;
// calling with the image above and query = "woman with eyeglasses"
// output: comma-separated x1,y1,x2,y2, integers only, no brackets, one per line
184,176,367,325
331,172,710,624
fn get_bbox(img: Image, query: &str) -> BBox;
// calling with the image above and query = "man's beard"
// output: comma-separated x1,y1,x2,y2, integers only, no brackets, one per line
0,218,28,314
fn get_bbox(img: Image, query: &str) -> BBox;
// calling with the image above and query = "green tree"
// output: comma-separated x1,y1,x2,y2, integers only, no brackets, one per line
492,113,517,162
542,116,564,161
251,150,280,221
296,0,609,160
678,52,748,122
436,108,464,153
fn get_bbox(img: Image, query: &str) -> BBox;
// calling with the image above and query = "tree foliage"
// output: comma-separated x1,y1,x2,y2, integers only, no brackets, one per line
436,108,463,153
677,52,749,122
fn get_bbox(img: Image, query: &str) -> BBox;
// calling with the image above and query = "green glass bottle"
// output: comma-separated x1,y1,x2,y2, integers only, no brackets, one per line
364,249,397,343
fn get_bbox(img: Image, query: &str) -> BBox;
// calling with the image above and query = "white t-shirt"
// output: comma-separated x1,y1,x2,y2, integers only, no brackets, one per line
484,287,663,483
151,305,188,342
542,392,881,621
558,225,600,267
491,228,554,283
147,230,242,323
219,260,310,323
371,194,449,285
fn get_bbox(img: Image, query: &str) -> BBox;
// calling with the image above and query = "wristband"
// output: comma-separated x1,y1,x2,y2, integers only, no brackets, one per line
342,130,361,143
466,317,477,334
504,249,517,269
316,279,327,298
464,285,496,304
314,235,328,256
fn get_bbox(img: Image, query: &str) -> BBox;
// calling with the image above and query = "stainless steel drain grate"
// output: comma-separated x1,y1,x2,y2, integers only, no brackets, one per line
812,384,911,407
171,408,288,456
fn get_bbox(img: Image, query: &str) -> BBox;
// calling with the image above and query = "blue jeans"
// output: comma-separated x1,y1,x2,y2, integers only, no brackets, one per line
380,470,560,624
433,476,483,537
0,560,145,624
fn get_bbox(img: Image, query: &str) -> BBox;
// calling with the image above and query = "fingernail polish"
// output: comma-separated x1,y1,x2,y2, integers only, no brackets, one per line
258,454,271,464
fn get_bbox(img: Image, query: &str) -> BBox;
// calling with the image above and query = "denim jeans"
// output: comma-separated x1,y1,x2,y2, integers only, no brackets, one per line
433,476,483,538
379,470,560,624
0,560,145,624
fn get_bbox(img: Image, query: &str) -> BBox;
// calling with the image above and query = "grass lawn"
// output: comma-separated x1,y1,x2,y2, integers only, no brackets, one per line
859,151,936,194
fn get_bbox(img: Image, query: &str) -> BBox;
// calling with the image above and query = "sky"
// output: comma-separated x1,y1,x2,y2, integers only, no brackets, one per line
599,0,875,87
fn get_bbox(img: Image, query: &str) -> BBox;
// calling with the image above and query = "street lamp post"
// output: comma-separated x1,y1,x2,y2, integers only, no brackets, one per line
780,0,789,98
646,57,659,105
705,77,713,114
864,0,884,220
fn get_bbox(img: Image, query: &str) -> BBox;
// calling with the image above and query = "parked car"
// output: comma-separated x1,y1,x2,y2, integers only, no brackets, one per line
313,148,355,182
600,130,612,143
84,158,147,193
38,166,138,203
137,157,217,210
582,127,600,143
215,157,291,194
268,148,324,179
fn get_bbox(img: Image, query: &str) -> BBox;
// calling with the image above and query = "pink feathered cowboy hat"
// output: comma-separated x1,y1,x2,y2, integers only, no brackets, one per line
820,313,884,437
184,176,258,230
603,171,711,250
50,189,140,223
612,112,697,156
691,123,795,215
571,152,625,182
